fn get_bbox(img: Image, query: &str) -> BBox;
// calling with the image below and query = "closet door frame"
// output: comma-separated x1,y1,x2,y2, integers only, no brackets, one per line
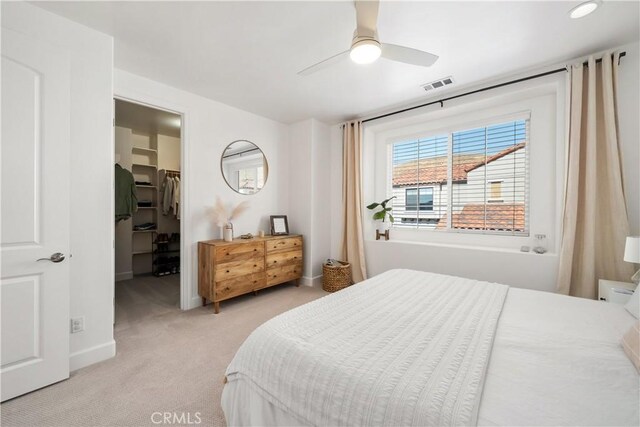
113,94,190,311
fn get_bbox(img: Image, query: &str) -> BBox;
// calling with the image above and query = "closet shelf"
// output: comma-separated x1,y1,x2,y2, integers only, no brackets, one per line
132,146,157,154
132,163,157,169
132,250,153,255
136,206,157,210
154,249,180,254
133,229,157,233
135,185,157,189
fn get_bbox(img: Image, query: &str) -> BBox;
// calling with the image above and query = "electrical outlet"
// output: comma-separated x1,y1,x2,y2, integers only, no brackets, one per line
70,317,84,333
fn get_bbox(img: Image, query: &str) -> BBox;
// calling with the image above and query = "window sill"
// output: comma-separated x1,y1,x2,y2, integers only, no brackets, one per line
366,237,556,257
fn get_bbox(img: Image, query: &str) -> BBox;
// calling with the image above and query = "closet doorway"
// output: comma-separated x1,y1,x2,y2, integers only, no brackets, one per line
114,99,183,326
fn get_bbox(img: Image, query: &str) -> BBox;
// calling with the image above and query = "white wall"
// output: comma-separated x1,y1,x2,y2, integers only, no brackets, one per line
288,119,332,285
311,120,332,278
158,135,181,172
115,69,291,309
288,121,314,278
3,2,116,371
618,41,640,235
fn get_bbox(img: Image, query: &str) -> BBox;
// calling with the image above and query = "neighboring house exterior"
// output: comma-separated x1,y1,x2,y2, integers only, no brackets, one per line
391,142,527,233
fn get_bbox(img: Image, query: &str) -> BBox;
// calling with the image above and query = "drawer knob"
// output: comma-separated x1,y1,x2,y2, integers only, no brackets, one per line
254,264,257,267
226,270,230,273
254,248,257,251
253,280,257,284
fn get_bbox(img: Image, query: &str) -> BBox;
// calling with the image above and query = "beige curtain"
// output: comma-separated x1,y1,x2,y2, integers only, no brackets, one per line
342,121,368,282
557,52,634,298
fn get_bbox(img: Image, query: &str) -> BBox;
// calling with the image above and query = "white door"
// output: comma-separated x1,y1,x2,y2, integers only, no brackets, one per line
1,27,71,402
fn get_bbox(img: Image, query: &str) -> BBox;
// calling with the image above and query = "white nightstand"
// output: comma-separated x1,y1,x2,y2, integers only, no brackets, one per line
598,279,637,304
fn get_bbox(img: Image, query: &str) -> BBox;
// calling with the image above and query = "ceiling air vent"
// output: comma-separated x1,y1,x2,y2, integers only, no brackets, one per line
422,76,454,92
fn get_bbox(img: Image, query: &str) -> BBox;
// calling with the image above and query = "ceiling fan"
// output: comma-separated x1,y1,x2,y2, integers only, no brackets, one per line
298,0,439,76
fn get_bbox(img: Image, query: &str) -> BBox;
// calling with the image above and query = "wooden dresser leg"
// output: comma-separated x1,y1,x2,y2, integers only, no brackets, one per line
214,302,220,314
295,279,300,287
201,297,206,307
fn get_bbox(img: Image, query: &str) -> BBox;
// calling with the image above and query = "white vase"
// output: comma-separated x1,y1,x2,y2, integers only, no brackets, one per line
377,221,390,233
223,223,234,242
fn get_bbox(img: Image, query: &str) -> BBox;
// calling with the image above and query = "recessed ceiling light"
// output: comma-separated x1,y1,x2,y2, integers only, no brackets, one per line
569,0,601,19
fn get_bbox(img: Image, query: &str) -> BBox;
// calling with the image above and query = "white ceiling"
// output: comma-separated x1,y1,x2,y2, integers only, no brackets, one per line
34,1,639,124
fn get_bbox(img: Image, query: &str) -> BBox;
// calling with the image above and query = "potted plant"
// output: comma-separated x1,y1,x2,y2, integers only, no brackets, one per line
366,197,395,232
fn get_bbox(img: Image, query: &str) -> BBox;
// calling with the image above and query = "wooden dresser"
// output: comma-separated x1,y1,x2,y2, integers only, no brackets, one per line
198,235,303,313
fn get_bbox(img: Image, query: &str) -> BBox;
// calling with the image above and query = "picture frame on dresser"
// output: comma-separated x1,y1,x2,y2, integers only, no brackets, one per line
270,215,289,235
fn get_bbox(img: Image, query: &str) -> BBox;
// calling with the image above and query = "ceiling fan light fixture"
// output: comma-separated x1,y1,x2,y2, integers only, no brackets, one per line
350,39,381,64
569,0,601,19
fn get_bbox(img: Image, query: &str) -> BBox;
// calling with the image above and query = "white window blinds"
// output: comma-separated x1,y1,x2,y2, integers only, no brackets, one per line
390,118,529,235
392,135,448,228
451,120,528,234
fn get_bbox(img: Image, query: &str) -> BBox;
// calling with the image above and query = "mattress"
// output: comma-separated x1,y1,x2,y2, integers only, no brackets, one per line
222,269,639,426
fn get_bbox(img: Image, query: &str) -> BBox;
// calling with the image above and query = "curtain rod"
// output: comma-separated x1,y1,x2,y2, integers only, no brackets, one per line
361,51,626,124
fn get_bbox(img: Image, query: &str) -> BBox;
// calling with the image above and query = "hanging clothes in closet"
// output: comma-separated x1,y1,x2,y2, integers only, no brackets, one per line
160,171,180,218
115,163,138,221
173,176,180,220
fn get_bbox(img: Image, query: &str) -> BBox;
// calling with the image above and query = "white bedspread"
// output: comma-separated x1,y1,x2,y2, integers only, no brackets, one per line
224,269,508,426
478,287,639,426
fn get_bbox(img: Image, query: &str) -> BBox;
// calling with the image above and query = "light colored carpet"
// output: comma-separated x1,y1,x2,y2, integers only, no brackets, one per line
1,275,326,427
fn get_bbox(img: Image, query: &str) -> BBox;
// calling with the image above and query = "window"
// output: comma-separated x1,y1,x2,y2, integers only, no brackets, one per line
237,166,264,194
405,188,433,211
390,118,528,235
488,181,503,202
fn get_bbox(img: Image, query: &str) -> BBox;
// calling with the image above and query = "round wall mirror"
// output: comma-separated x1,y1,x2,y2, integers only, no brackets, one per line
220,140,269,195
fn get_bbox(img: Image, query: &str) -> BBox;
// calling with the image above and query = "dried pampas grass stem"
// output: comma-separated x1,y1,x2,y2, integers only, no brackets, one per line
229,201,249,222
211,197,249,227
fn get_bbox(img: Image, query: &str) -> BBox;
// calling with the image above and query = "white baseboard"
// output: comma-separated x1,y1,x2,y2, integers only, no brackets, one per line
115,271,133,282
301,275,323,288
189,295,203,310
69,340,116,372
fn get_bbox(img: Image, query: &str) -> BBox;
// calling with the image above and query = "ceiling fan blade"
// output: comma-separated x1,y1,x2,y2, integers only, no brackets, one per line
297,50,350,76
354,0,379,34
381,43,439,67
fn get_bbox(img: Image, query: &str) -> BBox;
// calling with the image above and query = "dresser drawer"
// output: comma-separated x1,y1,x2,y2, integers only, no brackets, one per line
215,242,263,264
215,272,266,301
215,259,264,281
266,236,302,253
266,263,302,286
266,249,303,269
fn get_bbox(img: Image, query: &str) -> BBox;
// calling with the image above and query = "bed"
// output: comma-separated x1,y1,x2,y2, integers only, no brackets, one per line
222,269,639,426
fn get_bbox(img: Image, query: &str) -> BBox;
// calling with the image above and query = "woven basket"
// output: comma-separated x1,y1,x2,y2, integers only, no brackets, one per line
322,261,352,292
